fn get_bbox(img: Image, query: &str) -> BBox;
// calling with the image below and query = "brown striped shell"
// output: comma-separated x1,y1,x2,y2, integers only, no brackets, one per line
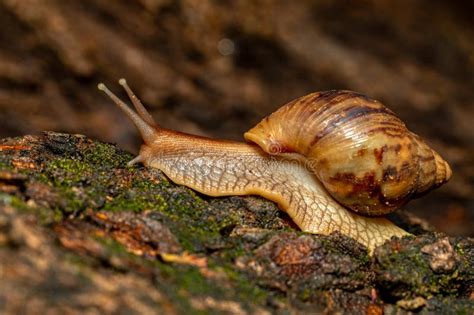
244,90,452,216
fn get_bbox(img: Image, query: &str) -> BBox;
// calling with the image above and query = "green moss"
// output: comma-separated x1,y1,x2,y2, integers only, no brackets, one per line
314,233,371,266
155,263,212,314
95,235,130,256
102,188,167,213
98,173,175,214
0,194,63,224
45,158,91,186
111,183,238,251
0,193,20,209
34,143,137,216
0,160,11,170
376,245,462,299
81,142,132,169
45,156,119,188
168,264,214,295
153,258,271,314
56,187,89,213
89,228,273,313
223,267,269,303
63,252,94,270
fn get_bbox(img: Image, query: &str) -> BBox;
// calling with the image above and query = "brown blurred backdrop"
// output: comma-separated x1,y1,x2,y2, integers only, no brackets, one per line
0,0,472,236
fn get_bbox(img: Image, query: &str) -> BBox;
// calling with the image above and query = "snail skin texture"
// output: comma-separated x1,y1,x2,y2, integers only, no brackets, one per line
98,79,451,253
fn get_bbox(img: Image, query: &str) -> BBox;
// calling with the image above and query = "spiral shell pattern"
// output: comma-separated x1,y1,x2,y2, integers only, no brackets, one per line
244,90,452,216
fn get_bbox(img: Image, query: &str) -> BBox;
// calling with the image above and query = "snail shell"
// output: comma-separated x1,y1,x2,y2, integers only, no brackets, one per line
244,90,452,216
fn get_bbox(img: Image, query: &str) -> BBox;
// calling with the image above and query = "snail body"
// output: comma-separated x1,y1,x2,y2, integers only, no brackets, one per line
98,80,451,252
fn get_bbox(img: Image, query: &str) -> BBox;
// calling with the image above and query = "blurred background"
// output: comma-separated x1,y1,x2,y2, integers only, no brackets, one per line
0,0,472,236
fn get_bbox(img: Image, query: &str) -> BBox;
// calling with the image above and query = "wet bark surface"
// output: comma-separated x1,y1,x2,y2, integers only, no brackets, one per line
0,132,472,314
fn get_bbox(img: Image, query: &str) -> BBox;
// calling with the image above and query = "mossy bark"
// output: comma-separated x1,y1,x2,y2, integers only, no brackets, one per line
0,132,472,314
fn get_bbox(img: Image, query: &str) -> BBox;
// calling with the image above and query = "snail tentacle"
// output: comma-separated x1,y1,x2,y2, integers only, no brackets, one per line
98,82,156,144
119,78,157,127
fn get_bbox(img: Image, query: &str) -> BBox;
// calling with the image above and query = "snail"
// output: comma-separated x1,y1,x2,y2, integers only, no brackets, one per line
98,79,451,253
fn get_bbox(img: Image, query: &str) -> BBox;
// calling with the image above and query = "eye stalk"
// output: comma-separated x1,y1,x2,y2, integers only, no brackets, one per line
98,80,157,144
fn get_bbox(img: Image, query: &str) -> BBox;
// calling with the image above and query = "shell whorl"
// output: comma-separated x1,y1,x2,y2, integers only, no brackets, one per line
244,90,452,216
